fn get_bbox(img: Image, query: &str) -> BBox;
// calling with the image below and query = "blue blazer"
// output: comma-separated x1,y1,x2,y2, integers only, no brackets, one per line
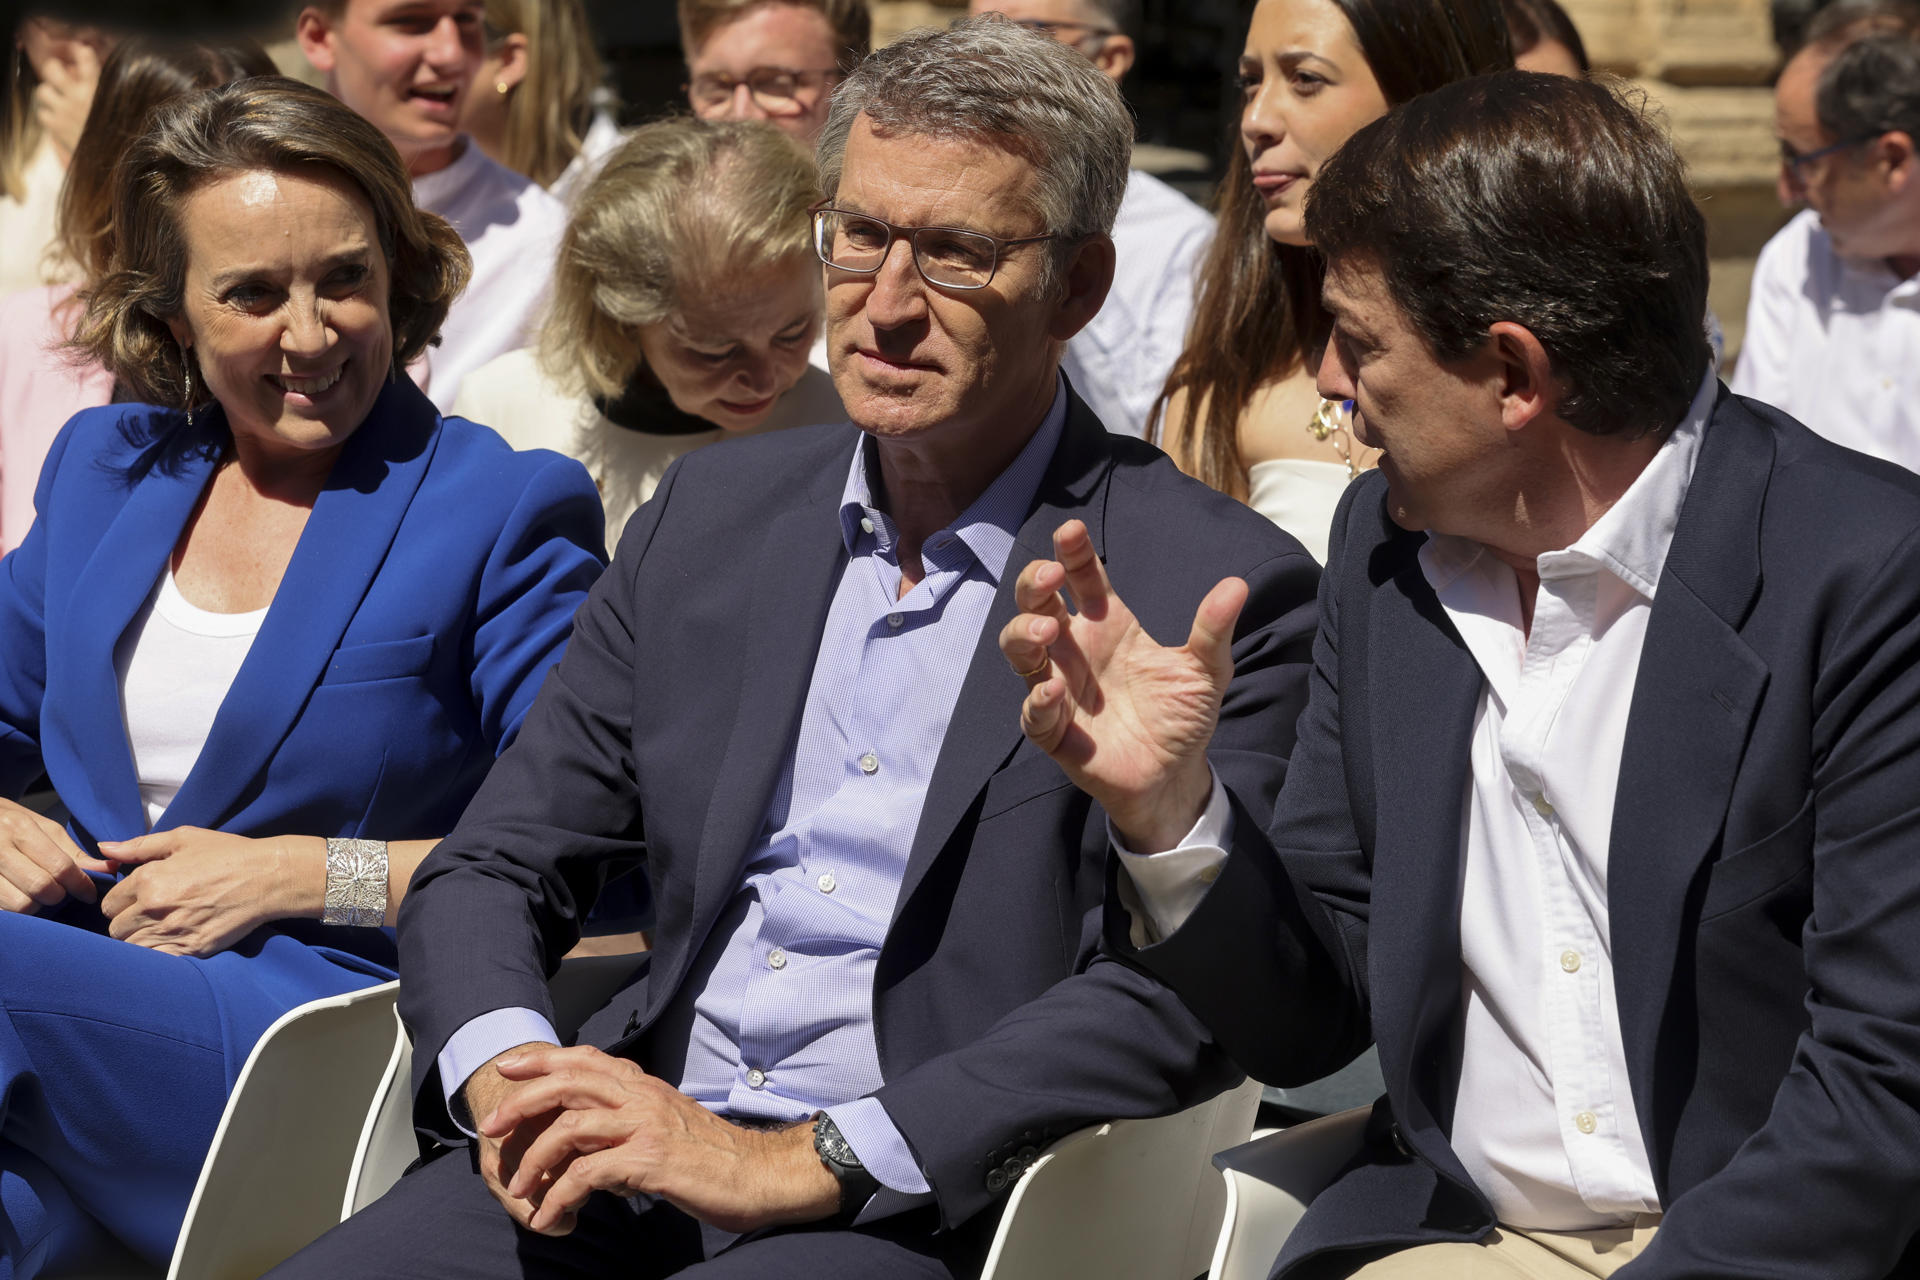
0,377,606,965
1114,387,1920,1278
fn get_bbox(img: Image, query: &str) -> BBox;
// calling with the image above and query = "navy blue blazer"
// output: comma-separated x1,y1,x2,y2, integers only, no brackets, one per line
398,388,1321,1231
0,378,606,967
1115,387,1920,1278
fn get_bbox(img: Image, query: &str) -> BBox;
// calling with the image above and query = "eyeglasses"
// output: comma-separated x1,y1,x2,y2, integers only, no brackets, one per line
1779,133,1879,180
685,66,840,117
812,208,1068,290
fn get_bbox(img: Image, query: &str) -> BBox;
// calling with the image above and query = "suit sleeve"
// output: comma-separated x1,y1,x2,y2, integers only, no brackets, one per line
0,416,81,797
1627,523,1920,1279
1105,479,1376,1088
466,452,608,752
401,461,670,1142
870,546,1320,1229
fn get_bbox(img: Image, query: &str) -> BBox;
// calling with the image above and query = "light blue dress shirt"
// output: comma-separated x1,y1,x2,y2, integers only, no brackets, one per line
441,380,1069,1203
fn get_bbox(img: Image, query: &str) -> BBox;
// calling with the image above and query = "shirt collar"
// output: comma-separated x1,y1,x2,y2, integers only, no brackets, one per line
1419,367,1716,601
838,376,1068,583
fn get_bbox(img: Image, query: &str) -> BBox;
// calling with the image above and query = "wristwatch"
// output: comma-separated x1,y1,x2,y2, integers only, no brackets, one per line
812,1112,881,1218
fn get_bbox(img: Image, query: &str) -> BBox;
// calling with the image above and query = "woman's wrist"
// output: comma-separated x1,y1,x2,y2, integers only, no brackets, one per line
274,835,329,920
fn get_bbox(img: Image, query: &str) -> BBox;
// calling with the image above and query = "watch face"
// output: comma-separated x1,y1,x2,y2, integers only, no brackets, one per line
815,1117,860,1169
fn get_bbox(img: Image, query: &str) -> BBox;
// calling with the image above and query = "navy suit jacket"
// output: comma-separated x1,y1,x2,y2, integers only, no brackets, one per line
0,378,606,967
398,388,1321,1230
1115,387,1920,1278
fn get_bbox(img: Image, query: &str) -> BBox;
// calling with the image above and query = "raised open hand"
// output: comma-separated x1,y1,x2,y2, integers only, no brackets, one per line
999,520,1247,852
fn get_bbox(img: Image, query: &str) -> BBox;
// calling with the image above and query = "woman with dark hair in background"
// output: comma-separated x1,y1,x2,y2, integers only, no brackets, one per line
1152,0,1511,562
0,35,276,553
0,78,601,1279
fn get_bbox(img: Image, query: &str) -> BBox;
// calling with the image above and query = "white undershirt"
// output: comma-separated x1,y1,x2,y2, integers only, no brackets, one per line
114,568,267,828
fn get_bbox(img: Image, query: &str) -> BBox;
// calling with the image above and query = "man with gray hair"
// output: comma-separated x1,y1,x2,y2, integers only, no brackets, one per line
967,0,1215,438
269,18,1316,1279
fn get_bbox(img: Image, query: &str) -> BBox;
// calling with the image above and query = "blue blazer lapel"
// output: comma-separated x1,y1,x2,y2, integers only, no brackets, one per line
685,444,851,950
1608,388,1771,1186
45,447,217,842
1362,528,1483,1167
890,396,1111,930
157,379,440,832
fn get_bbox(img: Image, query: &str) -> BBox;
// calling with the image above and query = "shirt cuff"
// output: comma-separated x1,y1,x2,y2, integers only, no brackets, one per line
825,1094,933,1221
1109,772,1234,945
437,1006,562,1136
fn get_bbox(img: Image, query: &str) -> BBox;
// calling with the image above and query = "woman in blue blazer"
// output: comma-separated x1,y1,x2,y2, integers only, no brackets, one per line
0,81,604,1279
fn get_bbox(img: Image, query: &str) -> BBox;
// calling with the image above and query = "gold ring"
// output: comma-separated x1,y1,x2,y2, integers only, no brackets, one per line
1014,658,1050,680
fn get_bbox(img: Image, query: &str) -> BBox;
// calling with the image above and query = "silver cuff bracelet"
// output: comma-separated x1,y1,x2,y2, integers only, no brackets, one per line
322,838,389,927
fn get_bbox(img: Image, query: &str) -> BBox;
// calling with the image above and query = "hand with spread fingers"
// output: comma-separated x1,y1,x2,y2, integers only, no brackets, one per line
475,1044,840,1237
998,519,1248,853
0,796,115,916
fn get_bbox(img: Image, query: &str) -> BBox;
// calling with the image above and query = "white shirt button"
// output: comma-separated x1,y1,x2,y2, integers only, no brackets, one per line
1560,949,1582,973
746,1068,766,1089
1532,793,1554,818
818,871,837,894
887,613,904,628
858,752,879,775
1574,1110,1597,1134
860,516,875,534
1198,864,1221,885
768,948,787,970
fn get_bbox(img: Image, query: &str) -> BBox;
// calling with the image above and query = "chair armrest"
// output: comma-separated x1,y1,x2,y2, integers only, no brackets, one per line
1207,1106,1370,1280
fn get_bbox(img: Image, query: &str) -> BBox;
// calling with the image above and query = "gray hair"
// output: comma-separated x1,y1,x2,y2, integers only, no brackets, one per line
1818,31,1920,150
816,15,1133,286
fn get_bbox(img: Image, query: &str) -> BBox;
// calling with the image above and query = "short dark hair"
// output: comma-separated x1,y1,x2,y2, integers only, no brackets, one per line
1501,0,1590,71
1305,72,1709,439
1817,31,1920,149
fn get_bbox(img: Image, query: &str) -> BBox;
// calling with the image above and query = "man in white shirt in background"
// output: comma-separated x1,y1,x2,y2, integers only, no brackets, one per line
297,0,567,412
1004,69,1920,1278
967,0,1213,438
1732,0,1920,468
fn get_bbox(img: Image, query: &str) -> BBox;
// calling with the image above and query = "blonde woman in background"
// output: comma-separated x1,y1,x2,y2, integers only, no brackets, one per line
453,117,843,546
1,16,112,296
463,0,623,203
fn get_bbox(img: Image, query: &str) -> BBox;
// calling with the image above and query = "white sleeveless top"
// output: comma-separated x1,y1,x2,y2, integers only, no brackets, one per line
1246,457,1354,566
114,568,267,827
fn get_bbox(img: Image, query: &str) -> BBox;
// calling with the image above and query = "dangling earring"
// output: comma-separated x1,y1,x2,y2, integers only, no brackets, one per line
182,352,195,429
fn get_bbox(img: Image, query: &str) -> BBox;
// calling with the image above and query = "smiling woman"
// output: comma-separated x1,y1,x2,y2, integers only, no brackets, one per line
0,77,605,1278
451,116,845,547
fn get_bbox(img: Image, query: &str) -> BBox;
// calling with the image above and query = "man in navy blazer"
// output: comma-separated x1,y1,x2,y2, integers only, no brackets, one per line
1006,74,1920,1278
274,19,1316,1279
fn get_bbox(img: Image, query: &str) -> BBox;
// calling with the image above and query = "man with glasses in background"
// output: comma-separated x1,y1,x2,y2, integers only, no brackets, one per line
1733,0,1920,468
680,0,869,146
268,19,1316,1279
967,0,1214,439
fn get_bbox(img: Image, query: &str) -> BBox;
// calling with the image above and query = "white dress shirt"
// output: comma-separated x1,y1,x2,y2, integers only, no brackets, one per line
1123,371,1718,1233
1732,208,1920,471
1062,169,1212,438
411,139,568,413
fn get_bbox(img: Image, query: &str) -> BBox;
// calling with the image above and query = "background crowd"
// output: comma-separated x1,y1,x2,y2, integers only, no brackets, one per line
1,0,1919,1277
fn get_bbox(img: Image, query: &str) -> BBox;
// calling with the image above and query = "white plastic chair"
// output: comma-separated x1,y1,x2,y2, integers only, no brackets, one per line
1206,1105,1370,1280
976,1076,1264,1280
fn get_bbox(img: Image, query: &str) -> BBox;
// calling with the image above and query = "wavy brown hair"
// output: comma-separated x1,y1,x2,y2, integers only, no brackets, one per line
71,76,471,417
1154,0,1512,497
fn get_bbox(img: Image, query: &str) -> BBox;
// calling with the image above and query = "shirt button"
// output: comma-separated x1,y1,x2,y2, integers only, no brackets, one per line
887,613,904,628
1560,949,1582,973
818,871,837,894
1574,1110,1597,1134
858,752,879,775
1532,793,1554,818
768,948,787,970
1198,864,1221,885
860,516,875,534
746,1068,766,1089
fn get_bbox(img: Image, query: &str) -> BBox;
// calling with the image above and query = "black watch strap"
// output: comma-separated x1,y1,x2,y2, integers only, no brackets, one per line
812,1112,882,1218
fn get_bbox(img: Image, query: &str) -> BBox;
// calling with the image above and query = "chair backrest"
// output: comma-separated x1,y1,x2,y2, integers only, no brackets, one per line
1207,1105,1371,1280
165,980,402,1280
979,1077,1263,1280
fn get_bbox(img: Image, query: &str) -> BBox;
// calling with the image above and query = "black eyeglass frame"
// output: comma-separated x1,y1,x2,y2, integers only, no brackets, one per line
1779,132,1882,178
683,65,843,116
811,206,1072,291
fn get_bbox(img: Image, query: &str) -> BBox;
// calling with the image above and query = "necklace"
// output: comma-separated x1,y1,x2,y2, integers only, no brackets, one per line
1306,398,1359,480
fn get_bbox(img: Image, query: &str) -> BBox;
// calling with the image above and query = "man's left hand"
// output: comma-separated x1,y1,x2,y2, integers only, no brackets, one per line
481,1045,842,1236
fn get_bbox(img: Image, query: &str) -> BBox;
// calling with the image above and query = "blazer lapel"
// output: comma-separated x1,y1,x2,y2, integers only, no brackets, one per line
685,447,851,948
889,399,1112,928
1362,530,1484,1161
157,379,440,832
48,449,218,841
1608,388,1771,1183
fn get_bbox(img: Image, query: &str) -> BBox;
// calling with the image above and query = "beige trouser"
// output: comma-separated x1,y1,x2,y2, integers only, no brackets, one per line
1341,1215,1662,1279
